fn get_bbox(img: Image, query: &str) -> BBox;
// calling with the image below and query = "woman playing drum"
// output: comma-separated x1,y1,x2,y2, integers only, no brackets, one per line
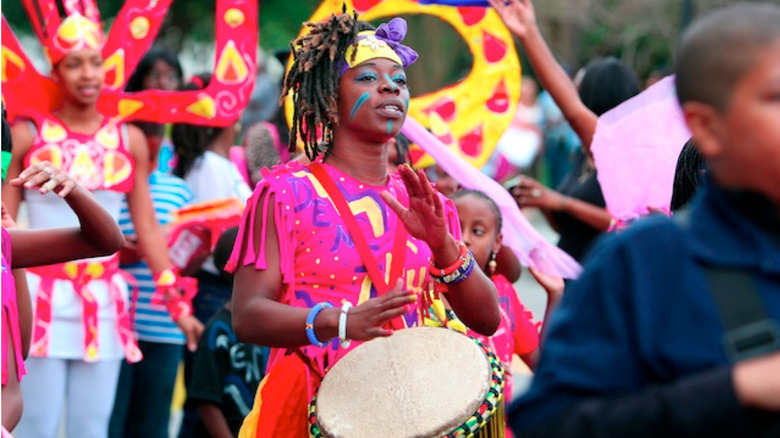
227,11,501,438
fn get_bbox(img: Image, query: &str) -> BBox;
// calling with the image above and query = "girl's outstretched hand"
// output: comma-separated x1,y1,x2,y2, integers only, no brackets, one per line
530,267,564,302
381,164,449,250
9,161,77,197
488,0,538,40
511,176,568,211
346,280,417,341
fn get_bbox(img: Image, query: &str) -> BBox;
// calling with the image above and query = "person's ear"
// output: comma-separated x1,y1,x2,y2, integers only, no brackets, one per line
682,101,723,160
492,232,503,255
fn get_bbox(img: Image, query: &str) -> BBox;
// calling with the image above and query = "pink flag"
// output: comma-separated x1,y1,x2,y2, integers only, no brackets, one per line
402,117,582,280
591,76,691,222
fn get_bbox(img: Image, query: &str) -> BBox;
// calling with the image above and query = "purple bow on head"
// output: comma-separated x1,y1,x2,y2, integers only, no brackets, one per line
374,18,419,68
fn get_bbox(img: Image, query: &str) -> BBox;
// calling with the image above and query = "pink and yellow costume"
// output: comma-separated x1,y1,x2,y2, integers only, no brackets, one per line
1,0,259,362
2,228,26,386
2,0,257,434
226,161,461,437
23,116,141,363
471,274,539,403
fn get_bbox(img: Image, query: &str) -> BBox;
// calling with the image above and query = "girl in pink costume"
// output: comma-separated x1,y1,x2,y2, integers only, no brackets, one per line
451,189,564,436
2,110,125,433
2,12,202,438
451,190,564,395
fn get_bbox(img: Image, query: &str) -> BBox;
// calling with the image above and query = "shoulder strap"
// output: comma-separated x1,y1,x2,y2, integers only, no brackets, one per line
674,209,780,362
308,162,407,296
703,267,780,363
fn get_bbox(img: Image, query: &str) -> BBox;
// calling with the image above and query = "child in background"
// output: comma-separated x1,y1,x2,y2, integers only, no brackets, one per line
450,190,564,402
187,228,269,438
109,118,201,437
172,74,253,438
428,164,459,198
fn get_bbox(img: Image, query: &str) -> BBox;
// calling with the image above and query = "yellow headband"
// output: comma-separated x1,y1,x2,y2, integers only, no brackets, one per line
344,31,403,70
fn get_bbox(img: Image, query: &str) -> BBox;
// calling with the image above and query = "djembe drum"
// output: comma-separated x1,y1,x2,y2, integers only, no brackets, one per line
309,327,505,438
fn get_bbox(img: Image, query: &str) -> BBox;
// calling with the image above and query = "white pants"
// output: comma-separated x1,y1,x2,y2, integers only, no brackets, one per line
16,357,122,438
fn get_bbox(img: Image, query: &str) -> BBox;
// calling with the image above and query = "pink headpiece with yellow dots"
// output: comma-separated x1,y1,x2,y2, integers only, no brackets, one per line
2,0,258,128
22,0,104,65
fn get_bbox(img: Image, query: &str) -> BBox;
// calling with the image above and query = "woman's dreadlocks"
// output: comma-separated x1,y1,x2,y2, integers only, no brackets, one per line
281,9,371,162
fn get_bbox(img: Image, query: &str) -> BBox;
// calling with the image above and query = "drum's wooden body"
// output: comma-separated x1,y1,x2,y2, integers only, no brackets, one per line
309,327,505,438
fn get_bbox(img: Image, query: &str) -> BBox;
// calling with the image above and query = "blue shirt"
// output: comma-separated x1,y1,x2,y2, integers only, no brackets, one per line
510,180,780,436
120,171,194,345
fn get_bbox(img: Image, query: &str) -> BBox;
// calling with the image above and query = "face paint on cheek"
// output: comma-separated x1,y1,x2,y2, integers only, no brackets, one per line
387,120,393,135
404,98,410,110
350,92,371,121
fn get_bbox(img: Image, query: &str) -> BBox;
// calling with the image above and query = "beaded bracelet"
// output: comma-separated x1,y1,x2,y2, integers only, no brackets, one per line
428,241,469,277
434,253,476,285
306,302,333,347
338,302,353,349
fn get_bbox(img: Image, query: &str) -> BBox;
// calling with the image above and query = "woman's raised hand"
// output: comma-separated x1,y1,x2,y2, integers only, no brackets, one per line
346,280,416,341
381,164,449,250
9,161,77,197
488,0,538,40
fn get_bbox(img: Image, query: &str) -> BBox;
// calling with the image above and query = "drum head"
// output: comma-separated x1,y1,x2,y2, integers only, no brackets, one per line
314,327,491,438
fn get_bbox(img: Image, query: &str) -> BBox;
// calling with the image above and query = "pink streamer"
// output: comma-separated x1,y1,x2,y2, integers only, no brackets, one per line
591,76,691,222
402,117,582,280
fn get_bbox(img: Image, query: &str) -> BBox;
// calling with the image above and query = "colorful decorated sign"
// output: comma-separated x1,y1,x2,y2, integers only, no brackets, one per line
2,0,258,127
287,0,520,168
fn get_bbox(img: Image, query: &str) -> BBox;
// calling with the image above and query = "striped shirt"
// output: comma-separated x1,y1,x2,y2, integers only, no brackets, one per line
119,171,194,345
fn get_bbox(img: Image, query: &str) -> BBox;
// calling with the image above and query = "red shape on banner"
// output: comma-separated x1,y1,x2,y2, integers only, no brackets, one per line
483,30,507,63
459,124,483,157
353,0,384,13
486,79,509,113
457,7,486,26
425,97,457,122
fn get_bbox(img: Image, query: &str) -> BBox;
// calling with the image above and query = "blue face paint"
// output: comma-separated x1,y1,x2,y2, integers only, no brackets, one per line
387,120,393,135
355,71,378,82
350,92,370,121
384,74,398,91
391,73,407,84
404,98,410,110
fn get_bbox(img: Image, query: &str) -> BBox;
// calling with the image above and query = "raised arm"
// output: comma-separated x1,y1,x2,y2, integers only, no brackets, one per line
489,0,598,154
7,162,125,267
511,175,612,231
382,165,501,336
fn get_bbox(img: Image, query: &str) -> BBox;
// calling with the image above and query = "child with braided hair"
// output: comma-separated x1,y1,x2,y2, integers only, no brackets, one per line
227,11,500,437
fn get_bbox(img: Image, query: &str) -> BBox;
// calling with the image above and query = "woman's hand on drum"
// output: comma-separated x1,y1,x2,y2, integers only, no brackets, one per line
346,280,416,341
9,161,78,197
381,164,449,250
